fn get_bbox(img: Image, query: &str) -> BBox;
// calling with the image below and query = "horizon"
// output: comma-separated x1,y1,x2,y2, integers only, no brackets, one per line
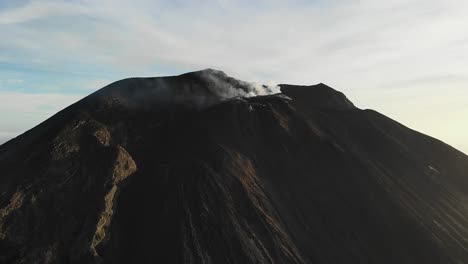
0,0,467,154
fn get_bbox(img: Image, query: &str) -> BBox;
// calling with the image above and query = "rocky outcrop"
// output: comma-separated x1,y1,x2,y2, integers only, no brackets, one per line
0,192,25,240
91,146,137,256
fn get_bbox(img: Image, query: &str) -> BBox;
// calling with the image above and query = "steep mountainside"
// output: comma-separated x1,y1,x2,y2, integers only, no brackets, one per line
0,69,468,263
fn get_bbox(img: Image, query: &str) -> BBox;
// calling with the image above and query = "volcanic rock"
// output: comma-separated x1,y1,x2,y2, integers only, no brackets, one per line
1,69,468,263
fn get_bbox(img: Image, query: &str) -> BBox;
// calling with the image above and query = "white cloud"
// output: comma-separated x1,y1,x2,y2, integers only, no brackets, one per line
0,1,90,25
1,0,466,84
0,79,24,84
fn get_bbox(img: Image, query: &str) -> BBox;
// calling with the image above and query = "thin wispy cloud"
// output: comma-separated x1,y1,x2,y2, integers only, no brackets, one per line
0,79,24,84
0,0,467,153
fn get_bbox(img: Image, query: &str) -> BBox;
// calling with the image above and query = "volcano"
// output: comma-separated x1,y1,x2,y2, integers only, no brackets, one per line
1,69,468,263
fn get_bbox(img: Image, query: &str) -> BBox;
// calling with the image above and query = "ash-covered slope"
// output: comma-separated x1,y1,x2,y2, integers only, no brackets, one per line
1,69,468,263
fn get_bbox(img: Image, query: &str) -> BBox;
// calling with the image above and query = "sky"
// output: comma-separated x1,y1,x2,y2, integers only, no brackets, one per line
0,0,467,154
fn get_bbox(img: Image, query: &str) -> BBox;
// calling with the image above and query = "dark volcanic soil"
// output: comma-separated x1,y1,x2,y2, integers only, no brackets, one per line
1,69,468,263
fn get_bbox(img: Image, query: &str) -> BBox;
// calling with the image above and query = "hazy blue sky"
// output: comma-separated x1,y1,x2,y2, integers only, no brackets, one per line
0,0,467,154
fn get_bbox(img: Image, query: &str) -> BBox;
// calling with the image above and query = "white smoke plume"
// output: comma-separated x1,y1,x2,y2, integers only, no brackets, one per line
247,82,281,97
93,69,283,109
199,69,281,100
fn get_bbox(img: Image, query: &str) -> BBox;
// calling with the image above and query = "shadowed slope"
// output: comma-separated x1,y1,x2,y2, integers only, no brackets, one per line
0,70,468,263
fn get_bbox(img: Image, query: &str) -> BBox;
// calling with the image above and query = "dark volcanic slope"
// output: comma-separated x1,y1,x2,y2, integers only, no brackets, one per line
1,70,468,264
